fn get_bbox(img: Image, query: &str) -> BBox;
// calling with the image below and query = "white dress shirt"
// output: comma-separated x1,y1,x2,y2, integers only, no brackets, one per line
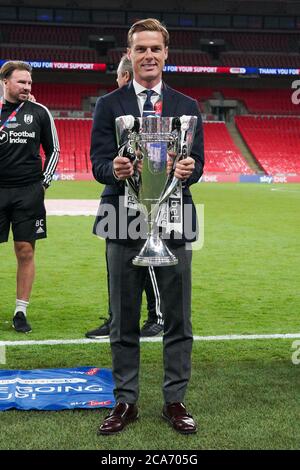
132,79,162,116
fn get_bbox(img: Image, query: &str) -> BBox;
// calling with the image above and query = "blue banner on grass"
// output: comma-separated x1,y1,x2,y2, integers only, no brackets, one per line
0,367,115,411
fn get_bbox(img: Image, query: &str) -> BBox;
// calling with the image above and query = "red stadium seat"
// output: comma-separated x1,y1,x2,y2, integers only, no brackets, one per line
235,116,300,175
220,88,299,115
32,84,104,110
53,119,92,173
203,122,253,174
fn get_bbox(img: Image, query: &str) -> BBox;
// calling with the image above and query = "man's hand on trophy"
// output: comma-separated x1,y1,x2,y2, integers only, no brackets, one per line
136,159,143,174
167,152,195,180
174,156,195,180
113,156,134,180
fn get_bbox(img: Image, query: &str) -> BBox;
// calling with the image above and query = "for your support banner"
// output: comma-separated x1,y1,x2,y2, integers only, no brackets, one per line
0,367,115,411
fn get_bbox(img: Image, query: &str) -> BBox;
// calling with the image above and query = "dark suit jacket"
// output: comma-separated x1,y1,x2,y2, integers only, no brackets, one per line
91,82,204,245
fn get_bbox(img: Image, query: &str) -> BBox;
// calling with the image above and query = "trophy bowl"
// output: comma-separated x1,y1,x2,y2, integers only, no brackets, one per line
115,115,197,267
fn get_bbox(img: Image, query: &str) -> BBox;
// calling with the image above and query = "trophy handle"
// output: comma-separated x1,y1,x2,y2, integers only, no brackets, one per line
158,114,192,206
116,117,142,196
159,175,179,206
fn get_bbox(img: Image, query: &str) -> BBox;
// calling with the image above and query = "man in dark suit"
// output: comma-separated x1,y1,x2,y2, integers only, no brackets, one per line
86,55,163,339
91,18,204,435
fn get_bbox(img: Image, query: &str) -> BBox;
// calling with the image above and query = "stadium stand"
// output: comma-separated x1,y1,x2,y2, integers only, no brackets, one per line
220,88,298,115
2,13,299,177
204,122,254,174
0,46,99,63
54,119,93,173
3,23,299,69
177,88,215,101
0,23,124,47
2,23,299,53
220,52,300,68
201,30,299,52
235,116,300,175
34,84,111,110
1,24,84,45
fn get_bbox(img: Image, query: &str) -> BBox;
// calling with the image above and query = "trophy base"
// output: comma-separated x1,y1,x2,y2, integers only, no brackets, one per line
132,236,178,267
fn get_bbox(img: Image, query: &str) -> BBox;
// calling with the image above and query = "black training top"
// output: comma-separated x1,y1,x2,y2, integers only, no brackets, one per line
0,99,60,188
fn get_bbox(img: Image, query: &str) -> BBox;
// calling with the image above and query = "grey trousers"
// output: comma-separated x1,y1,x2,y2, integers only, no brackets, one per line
106,240,193,404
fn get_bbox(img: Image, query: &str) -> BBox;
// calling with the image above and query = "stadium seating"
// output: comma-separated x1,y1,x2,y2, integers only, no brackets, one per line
0,46,99,63
205,31,298,52
1,24,299,53
203,122,254,174
221,52,300,68
176,86,299,116
54,119,93,173
176,87,215,101
4,21,297,177
235,116,300,174
0,24,127,47
221,88,299,115
33,84,113,110
167,51,211,66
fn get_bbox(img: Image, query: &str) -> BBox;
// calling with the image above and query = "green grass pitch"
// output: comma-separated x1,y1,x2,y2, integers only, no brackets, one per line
0,182,299,449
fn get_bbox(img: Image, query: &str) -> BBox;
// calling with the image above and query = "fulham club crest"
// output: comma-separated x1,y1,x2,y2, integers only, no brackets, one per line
24,114,33,125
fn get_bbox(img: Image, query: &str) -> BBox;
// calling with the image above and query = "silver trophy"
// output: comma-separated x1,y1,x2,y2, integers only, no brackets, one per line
115,115,197,267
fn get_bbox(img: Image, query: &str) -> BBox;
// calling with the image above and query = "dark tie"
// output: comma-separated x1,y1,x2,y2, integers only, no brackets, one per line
142,89,155,117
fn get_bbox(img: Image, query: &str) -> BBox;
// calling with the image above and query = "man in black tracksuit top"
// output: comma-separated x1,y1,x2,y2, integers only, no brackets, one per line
0,60,60,333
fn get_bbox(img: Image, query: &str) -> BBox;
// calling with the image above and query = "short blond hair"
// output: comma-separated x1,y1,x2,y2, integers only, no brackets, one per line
127,18,169,47
0,60,32,80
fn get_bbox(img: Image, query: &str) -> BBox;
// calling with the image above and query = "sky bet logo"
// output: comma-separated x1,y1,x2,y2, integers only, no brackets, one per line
0,130,8,145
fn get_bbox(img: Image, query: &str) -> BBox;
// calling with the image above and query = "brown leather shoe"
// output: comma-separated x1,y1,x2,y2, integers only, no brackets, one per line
162,402,197,434
97,402,138,435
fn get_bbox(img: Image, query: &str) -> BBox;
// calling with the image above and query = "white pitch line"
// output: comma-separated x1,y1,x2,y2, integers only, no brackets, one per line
271,188,300,194
1,332,300,347
45,199,99,216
